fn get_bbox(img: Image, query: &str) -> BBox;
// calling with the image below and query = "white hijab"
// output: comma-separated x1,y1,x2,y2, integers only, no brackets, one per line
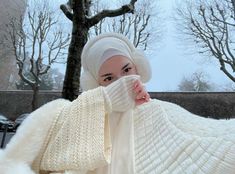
80,33,152,91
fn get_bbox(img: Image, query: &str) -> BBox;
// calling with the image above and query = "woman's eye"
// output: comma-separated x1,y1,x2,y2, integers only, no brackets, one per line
124,67,132,73
104,76,113,82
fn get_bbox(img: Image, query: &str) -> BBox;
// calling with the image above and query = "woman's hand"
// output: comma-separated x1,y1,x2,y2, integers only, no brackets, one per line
133,80,150,106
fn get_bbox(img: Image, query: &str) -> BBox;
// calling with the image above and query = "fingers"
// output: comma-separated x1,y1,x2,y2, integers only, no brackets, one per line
136,89,147,100
144,92,150,101
135,98,146,105
133,80,150,105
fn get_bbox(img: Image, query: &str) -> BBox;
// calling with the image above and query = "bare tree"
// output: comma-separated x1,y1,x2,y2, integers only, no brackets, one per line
60,0,144,100
90,0,158,50
4,1,70,110
176,0,235,83
178,71,213,92
178,77,196,92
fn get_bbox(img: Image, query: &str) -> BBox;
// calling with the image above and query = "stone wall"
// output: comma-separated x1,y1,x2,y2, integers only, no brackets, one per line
0,90,234,120
0,90,61,120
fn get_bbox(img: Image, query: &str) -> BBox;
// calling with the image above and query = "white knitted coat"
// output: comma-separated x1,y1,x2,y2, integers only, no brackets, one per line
0,88,235,173
134,100,235,174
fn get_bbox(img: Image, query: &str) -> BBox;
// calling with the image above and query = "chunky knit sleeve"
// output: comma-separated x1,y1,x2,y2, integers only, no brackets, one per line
103,75,139,112
40,87,112,172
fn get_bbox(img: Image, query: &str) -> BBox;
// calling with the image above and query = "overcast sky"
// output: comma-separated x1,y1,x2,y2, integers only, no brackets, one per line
144,0,233,92
45,0,233,92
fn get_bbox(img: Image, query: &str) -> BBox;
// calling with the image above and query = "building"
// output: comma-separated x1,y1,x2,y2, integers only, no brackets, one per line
0,0,27,90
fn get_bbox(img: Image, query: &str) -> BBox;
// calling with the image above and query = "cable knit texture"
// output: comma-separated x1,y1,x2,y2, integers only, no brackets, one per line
40,87,111,172
134,99,235,174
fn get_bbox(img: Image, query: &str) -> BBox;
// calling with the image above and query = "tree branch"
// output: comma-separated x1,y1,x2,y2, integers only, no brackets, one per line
60,3,73,21
231,0,235,18
210,4,235,27
87,0,138,28
219,59,235,81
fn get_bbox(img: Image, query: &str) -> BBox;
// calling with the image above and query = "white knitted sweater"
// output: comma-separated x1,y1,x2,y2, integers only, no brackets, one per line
0,88,235,173
134,100,235,174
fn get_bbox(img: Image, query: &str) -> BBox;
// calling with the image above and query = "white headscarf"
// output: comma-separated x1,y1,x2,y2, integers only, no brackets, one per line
80,33,152,91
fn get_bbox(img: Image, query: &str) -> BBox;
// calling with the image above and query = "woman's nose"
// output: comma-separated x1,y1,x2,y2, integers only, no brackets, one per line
116,74,125,80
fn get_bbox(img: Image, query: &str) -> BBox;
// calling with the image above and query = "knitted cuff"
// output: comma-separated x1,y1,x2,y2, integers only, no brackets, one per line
103,75,140,112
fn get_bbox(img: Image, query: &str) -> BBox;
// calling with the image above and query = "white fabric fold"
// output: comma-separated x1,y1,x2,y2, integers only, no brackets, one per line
87,110,135,174
110,110,135,174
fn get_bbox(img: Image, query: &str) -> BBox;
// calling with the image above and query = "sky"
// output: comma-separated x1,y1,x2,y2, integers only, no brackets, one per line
144,0,233,92
41,0,234,92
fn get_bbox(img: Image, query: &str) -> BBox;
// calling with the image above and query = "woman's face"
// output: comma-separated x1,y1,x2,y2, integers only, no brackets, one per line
98,55,137,86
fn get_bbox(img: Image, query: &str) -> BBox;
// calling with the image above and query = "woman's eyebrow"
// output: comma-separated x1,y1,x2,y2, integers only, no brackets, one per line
121,63,130,70
101,73,112,77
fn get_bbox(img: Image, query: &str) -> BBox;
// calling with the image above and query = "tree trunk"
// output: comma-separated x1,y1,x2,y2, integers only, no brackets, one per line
32,85,39,111
62,2,88,101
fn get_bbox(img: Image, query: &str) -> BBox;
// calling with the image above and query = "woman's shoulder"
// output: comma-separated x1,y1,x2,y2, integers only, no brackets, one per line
41,98,70,108
33,98,70,113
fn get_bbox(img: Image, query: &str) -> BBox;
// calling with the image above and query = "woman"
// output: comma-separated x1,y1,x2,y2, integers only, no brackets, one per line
0,33,235,174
